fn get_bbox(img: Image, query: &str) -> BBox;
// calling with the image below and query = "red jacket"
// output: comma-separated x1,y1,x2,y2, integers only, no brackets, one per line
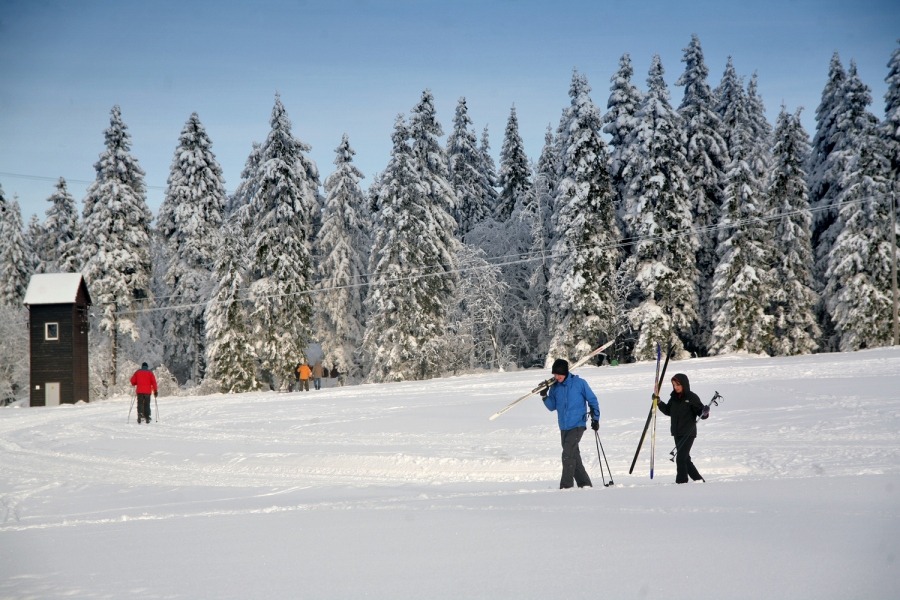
130,368,158,395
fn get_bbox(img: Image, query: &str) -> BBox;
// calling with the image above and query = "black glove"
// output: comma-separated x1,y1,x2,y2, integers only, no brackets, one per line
539,386,548,398
591,419,599,431
154,391,158,398
652,394,660,402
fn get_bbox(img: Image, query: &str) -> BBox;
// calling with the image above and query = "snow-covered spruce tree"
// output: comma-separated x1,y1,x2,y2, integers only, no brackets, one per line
42,178,81,272
708,118,776,355
622,56,698,360
80,106,153,382
409,89,458,223
675,35,727,354
535,125,560,197
244,95,319,389
883,41,900,194
476,127,501,222
25,214,45,274
885,41,900,332
767,107,820,355
714,57,742,134
448,98,491,236
807,53,847,281
532,126,560,252
315,134,369,380
366,169,385,219
157,113,227,384
546,70,621,362
496,106,532,222
407,90,461,373
816,62,886,349
205,219,260,393
824,74,896,351
364,116,457,381
227,142,261,219
0,190,32,307
602,80,643,349
746,74,774,179
603,52,643,238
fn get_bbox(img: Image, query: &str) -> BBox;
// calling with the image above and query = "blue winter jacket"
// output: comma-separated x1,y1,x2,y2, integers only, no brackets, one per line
542,374,600,431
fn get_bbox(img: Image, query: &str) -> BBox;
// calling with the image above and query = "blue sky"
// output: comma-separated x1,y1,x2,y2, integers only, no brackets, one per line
1,0,898,222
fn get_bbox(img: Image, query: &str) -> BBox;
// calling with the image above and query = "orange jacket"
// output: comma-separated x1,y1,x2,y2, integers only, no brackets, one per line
297,364,312,380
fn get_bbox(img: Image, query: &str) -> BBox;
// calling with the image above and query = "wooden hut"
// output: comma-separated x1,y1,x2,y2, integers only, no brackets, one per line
23,273,92,406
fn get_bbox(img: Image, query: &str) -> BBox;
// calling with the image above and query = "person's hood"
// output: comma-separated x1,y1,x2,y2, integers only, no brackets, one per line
672,372,691,394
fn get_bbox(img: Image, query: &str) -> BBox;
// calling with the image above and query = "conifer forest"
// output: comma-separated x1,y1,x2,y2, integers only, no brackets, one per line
1,36,899,401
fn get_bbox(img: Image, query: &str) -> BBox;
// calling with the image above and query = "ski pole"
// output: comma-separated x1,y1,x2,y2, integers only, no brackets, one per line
667,437,695,461
592,429,606,486
154,393,159,422
127,389,136,423
669,437,691,462
594,430,614,487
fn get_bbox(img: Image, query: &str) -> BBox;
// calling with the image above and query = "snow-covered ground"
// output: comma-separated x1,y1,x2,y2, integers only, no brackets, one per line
1,348,898,599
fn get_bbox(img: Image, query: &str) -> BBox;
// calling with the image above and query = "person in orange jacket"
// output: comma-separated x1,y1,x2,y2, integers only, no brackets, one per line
130,362,158,423
296,361,312,391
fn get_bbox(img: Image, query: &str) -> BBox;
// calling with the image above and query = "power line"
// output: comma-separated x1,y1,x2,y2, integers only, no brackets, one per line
0,170,169,192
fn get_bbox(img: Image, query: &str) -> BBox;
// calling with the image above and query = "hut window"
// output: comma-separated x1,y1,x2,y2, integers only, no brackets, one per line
45,323,59,340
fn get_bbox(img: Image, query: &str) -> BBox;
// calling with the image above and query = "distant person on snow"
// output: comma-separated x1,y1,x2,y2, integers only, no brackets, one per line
296,361,312,392
130,362,158,424
329,365,343,386
294,361,303,390
541,358,601,489
312,360,325,390
655,373,705,484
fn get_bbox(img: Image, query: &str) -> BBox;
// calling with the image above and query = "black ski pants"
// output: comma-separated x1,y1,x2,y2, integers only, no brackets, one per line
137,393,152,421
559,427,592,489
673,435,703,483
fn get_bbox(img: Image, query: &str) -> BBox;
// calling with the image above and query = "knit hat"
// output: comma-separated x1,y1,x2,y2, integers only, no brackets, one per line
141,362,149,370
551,358,569,376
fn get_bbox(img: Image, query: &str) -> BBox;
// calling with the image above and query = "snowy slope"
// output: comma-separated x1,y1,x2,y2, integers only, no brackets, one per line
1,348,898,599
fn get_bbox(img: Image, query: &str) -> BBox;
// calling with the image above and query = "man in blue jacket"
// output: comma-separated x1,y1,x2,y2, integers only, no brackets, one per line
541,358,600,489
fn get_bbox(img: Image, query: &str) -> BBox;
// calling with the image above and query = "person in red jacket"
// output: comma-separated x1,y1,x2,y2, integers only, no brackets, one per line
130,362,158,423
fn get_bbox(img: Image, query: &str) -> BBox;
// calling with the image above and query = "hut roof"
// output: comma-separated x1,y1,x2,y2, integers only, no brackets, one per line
23,273,91,306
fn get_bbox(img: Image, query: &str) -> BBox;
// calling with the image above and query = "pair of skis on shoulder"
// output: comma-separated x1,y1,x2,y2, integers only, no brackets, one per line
488,340,614,421
628,342,671,478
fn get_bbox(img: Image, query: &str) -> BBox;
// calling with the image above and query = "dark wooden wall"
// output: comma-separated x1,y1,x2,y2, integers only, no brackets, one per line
29,285,90,406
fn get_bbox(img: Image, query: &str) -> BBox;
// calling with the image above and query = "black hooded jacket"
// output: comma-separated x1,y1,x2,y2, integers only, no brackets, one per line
656,373,704,437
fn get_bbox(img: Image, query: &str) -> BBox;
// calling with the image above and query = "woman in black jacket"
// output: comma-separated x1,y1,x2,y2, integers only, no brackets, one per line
656,373,705,484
